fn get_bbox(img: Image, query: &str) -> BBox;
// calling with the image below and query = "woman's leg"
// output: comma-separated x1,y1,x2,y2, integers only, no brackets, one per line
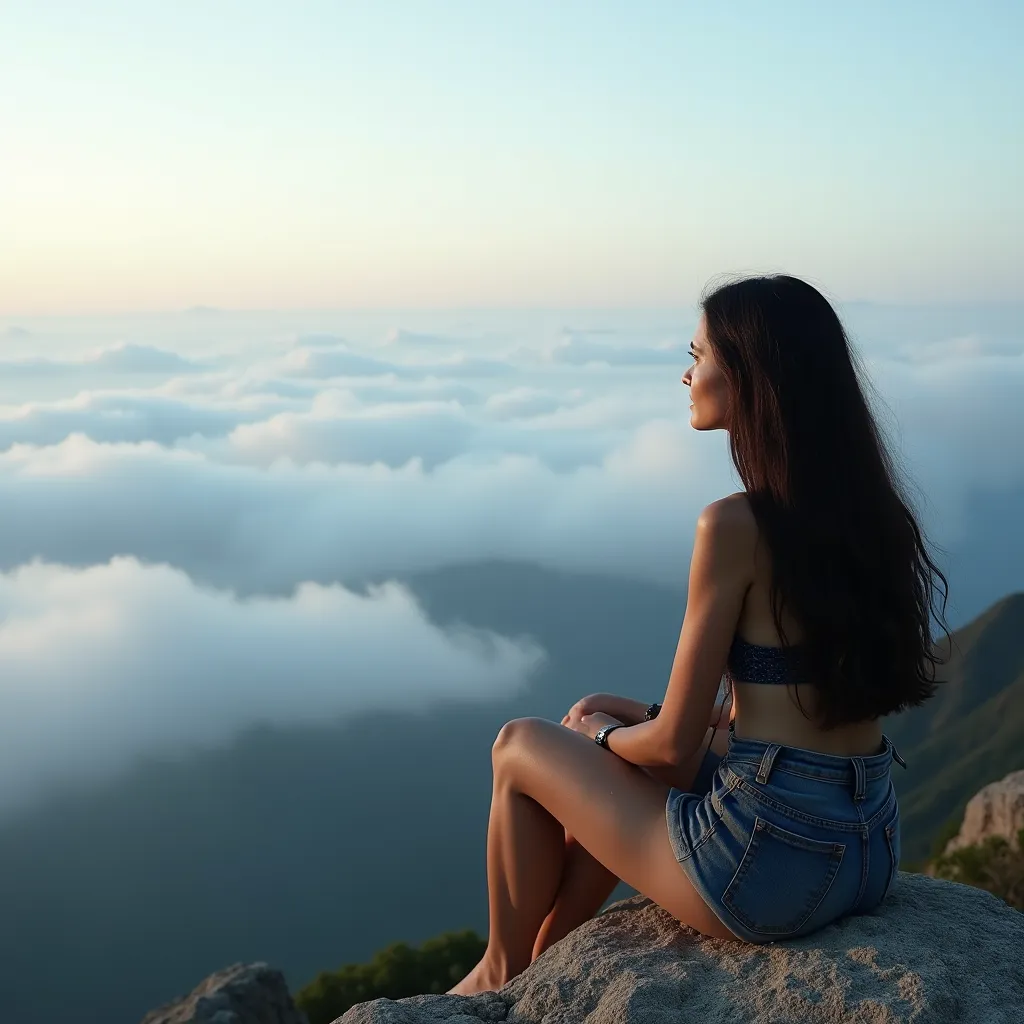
529,833,619,963
529,726,731,962
448,718,737,995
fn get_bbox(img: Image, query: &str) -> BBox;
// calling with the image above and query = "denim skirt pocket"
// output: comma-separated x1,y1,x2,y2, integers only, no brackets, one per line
722,816,846,937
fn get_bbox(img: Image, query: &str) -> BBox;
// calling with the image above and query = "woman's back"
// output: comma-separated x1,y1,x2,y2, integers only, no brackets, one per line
724,491,885,757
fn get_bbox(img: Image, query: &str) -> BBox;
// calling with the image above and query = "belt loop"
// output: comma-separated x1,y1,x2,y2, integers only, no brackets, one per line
887,736,908,770
851,756,866,802
756,743,781,785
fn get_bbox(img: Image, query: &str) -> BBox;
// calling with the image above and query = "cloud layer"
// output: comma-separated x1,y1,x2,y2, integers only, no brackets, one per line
0,303,1021,811
0,556,543,813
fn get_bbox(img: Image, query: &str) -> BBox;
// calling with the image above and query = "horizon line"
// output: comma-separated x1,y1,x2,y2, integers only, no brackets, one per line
4,297,1024,321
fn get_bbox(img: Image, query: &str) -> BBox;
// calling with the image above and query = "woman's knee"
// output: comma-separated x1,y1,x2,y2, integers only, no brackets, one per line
492,716,547,764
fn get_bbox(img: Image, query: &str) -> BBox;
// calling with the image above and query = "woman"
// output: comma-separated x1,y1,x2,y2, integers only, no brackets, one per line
448,274,952,995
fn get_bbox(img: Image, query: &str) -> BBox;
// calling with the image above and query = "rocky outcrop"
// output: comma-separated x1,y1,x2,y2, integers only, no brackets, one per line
336,872,1024,1023
140,962,308,1024
944,768,1024,853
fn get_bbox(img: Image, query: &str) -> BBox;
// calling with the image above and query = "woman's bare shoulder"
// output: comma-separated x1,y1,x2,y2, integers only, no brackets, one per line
696,493,759,585
701,491,757,534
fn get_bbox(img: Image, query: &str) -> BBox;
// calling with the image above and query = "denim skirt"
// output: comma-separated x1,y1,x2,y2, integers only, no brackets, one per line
666,722,907,943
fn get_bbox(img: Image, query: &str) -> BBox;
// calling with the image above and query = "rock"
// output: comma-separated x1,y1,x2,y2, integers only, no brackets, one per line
140,962,308,1024
945,769,1024,854
335,872,1024,1023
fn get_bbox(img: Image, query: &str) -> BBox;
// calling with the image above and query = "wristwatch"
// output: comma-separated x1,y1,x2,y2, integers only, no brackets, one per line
595,724,623,749
644,702,662,721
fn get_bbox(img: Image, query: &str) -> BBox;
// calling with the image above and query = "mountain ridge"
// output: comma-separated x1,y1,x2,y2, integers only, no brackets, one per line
886,589,1024,861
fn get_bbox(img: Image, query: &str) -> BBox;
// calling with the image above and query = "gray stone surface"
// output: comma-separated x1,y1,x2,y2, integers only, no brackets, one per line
140,962,308,1024
336,872,1024,1023
945,769,1024,854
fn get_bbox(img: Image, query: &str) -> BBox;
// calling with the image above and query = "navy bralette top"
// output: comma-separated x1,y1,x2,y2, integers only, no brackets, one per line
725,635,807,685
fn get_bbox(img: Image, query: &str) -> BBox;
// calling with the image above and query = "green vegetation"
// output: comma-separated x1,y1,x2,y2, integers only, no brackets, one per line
295,929,487,1024
929,830,1024,911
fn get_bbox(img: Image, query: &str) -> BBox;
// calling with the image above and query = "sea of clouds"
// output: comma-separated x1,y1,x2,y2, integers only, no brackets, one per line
0,302,1022,812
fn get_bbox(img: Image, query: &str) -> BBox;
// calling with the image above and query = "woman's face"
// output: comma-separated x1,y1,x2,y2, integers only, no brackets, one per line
681,315,731,431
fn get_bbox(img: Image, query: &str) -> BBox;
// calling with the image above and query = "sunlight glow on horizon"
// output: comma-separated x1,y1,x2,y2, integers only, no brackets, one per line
1,1,1021,315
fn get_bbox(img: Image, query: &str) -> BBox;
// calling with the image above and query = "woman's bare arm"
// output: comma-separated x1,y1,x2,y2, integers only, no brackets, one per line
602,500,756,768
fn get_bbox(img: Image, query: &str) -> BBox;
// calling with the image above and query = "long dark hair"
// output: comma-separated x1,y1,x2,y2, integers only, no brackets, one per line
701,274,953,729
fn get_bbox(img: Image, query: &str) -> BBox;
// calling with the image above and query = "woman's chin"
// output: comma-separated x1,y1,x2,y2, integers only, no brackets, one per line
689,407,721,431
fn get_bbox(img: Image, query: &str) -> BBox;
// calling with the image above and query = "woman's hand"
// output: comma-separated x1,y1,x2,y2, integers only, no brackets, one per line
562,693,647,730
566,711,624,742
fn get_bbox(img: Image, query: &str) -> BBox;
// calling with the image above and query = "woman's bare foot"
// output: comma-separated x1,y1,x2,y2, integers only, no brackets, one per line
445,956,510,996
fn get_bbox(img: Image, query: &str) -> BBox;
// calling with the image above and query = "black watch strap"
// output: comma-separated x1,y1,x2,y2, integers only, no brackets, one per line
595,724,623,749
644,702,662,721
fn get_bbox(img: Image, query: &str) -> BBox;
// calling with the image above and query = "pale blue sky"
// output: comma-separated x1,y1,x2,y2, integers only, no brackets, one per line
1,1,1021,312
